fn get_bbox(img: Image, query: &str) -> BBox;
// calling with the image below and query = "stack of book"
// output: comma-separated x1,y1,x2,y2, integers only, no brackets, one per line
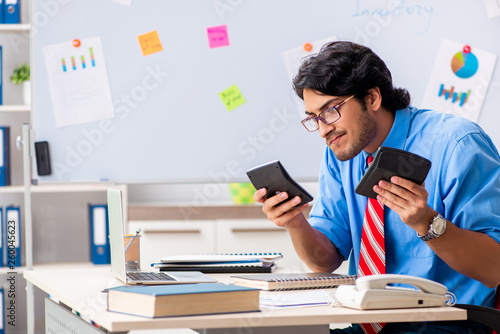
152,253,283,273
106,282,260,318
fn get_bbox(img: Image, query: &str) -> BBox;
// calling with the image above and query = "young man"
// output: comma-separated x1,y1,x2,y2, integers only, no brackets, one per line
254,41,500,333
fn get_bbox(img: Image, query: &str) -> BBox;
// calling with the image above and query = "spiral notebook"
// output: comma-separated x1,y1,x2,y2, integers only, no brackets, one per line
231,272,356,291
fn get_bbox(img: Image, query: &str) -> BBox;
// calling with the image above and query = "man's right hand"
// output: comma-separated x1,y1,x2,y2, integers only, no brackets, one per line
253,188,310,229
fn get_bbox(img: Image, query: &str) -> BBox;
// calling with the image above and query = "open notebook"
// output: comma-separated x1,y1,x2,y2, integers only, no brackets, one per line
107,188,217,285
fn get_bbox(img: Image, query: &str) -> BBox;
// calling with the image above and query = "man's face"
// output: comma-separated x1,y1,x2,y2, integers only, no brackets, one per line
303,89,377,161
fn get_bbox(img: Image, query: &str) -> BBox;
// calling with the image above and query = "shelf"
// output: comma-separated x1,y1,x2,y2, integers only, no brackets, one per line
0,183,116,194
0,262,98,275
0,105,30,113
0,24,30,32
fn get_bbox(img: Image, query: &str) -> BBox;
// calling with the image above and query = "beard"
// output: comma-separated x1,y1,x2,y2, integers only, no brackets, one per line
330,111,377,161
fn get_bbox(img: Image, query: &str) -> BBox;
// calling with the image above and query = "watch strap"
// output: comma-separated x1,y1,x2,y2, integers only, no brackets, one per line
417,213,446,241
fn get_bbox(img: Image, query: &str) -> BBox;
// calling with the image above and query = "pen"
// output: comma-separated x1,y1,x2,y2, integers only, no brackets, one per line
124,228,141,253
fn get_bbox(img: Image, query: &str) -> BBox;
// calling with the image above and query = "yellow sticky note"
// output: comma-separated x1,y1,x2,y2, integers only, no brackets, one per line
138,30,163,56
219,84,246,112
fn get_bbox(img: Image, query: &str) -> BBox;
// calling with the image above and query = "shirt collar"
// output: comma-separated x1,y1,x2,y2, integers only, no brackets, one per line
359,106,411,169
380,107,411,150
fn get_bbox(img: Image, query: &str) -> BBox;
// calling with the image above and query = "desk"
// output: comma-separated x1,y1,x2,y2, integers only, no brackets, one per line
24,265,466,333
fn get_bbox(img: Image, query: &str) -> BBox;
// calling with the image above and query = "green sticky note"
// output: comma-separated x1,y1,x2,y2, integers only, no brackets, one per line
229,182,255,204
219,84,246,112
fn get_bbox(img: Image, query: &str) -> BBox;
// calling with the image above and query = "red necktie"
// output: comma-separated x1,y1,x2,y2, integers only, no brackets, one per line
358,155,386,334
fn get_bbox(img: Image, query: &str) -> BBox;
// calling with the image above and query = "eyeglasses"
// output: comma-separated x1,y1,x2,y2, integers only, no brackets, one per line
301,95,356,132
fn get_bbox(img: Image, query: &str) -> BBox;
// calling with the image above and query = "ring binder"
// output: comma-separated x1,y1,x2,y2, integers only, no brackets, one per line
0,127,11,186
89,204,110,265
4,0,20,24
5,206,21,268
0,207,3,267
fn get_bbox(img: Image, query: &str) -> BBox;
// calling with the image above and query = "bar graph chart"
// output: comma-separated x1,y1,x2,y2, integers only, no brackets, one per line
60,47,96,72
438,84,470,107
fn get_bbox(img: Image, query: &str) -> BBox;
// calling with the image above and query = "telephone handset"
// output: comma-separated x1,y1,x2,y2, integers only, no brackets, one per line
335,274,456,310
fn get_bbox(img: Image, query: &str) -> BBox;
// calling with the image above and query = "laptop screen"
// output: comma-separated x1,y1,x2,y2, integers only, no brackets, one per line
107,188,128,282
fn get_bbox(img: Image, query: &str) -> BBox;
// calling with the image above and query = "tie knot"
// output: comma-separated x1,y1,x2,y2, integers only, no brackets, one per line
367,155,374,166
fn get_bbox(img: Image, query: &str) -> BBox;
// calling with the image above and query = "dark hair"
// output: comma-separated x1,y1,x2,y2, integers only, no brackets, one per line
292,41,410,113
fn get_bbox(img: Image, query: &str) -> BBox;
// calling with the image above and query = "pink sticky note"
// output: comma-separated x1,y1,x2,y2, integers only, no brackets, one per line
207,25,230,49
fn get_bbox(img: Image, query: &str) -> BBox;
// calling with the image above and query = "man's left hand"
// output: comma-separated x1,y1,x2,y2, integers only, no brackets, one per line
373,176,436,235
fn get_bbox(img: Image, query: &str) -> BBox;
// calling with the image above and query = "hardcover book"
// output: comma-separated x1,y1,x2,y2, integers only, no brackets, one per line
107,282,260,317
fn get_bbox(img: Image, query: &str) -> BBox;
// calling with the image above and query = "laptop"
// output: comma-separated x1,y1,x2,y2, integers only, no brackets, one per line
107,188,217,285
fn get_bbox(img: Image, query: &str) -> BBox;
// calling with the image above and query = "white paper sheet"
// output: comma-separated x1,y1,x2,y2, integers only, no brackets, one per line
259,289,331,309
483,0,500,18
109,0,132,6
282,36,338,115
422,38,497,122
43,37,115,128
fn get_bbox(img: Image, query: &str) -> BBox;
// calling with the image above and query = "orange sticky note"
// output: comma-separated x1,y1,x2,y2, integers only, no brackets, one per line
138,30,163,56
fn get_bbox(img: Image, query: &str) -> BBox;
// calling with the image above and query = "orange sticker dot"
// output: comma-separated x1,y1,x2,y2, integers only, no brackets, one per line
72,39,81,47
304,43,313,52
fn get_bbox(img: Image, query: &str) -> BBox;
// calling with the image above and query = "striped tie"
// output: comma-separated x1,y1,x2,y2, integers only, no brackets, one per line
358,155,386,334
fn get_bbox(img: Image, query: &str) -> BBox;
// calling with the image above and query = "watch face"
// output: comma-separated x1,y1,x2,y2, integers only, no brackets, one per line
432,216,447,235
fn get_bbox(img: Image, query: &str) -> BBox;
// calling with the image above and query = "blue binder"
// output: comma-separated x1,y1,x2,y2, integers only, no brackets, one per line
0,288,4,334
4,0,19,24
89,204,110,265
0,46,3,105
0,1,4,24
0,207,3,267
5,206,20,268
0,127,10,186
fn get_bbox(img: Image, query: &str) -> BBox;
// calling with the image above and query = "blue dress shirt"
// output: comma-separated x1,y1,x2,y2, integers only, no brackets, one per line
309,106,500,307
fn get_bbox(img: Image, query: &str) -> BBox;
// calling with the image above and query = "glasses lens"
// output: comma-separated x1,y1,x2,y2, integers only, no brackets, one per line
302,118,318,131
321,107,340,124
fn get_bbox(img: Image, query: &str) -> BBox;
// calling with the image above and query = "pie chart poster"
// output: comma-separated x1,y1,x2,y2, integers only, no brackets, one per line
423,38,497,123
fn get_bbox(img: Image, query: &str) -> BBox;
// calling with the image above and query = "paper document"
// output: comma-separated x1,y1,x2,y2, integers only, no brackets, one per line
483,0,500,18
43,36,115,128
109,0,132,6
259,289,331,309
282,36,337,115
160,253,282,264
422,38,497,122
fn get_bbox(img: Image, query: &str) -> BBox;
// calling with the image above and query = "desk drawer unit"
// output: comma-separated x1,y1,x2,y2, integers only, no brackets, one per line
215,219,308,271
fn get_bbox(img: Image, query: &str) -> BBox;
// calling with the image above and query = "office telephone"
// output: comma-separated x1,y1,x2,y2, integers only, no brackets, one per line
335,274,456,310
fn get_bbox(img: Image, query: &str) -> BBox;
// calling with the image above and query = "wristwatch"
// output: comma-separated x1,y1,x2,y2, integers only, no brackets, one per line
417,213,447,241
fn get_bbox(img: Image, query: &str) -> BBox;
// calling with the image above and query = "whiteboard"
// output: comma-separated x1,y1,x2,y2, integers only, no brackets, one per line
31,0,500,183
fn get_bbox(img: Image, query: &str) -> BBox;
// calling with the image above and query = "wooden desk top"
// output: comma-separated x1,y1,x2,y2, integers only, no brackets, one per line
24,265,466,332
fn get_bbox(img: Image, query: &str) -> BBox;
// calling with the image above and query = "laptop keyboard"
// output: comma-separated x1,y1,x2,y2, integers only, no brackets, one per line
127,271,176,281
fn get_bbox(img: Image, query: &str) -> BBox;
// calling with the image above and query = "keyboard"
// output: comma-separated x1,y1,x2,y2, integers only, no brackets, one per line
127,271,176,281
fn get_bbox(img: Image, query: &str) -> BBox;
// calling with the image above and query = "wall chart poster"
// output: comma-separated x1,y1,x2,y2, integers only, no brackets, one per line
423,38,497,123
43,36,115,128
